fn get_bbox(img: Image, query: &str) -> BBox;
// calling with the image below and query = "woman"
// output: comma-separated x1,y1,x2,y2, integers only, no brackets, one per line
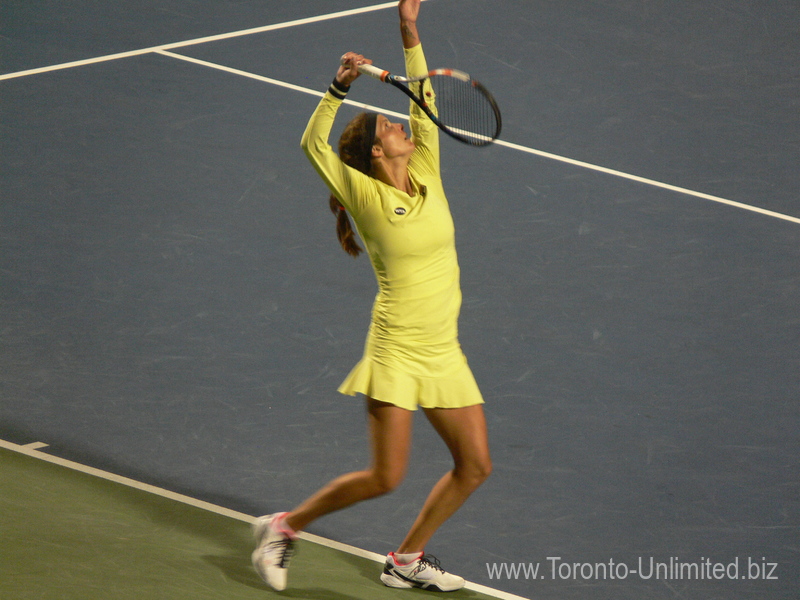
252,0,491,592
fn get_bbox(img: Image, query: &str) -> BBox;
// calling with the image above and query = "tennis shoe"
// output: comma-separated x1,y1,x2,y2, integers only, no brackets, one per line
251,512,296,591
381,552,465,592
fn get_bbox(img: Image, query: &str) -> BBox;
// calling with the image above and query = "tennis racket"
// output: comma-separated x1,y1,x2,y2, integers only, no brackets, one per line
353,62,502,147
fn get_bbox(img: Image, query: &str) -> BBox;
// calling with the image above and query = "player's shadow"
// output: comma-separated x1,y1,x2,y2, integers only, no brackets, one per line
201,547,377,599
203,552,370,599
203,550,486,599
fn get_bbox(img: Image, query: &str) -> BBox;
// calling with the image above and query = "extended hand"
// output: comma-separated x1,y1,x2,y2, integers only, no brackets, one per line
398,0,421,23
398,0,421,48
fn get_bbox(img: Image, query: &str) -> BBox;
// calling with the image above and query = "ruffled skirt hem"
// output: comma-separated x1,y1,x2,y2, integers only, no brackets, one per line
337,357,484,411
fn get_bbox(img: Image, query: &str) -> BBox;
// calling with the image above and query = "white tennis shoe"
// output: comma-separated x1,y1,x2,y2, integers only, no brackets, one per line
251,513,296,591
380,552,465,592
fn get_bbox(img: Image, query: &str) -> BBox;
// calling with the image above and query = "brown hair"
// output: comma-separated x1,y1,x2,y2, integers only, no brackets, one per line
329,112,378,258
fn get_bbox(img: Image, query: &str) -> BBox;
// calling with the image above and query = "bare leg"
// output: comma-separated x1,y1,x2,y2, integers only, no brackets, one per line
396,404,491,553
285,398,413,532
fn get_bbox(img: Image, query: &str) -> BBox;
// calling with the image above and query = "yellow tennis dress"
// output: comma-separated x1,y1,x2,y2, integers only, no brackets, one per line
301,44,483,411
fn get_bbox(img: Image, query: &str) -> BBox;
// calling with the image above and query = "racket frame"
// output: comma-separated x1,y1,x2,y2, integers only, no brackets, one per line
355,63,501,146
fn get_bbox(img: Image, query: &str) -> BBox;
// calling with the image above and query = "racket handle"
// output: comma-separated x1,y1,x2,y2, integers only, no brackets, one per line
339,57,393,82
356,63,391,81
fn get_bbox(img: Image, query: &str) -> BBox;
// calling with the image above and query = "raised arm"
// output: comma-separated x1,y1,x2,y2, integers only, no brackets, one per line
300,52,376,215
399,0,421,48
399,1,439,173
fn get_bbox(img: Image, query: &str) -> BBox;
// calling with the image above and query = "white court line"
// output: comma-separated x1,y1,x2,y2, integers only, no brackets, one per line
1,2,796,225
156,50,409,121
0,438,531,600
0,1,405,82
21,441,50,450
493,139,800,225
158,50,800,226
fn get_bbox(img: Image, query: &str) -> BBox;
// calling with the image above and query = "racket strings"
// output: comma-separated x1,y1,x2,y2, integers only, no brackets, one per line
427,75,501,145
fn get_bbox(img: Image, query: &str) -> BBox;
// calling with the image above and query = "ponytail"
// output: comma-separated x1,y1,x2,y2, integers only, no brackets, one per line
329,195,363,257
328,111,379,258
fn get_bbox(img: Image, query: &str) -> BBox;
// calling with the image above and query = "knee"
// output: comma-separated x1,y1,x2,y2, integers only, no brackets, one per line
474,456,493,483
457,455,493,487
368,468,405,497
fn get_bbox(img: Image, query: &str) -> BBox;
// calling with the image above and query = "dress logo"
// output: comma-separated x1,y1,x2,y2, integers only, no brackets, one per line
394,207,407,215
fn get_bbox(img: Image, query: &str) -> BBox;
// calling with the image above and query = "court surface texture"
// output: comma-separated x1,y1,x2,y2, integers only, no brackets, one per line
1,2,798,599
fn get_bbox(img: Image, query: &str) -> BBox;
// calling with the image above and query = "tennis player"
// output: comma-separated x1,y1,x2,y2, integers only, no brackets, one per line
252,0,491,592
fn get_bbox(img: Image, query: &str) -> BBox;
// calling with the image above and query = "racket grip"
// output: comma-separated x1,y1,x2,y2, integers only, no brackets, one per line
357,63,391,82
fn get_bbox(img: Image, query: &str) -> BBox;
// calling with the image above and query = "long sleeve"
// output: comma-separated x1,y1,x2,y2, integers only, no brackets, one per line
300,91,376,217
301,44,439,216
404,44,440,176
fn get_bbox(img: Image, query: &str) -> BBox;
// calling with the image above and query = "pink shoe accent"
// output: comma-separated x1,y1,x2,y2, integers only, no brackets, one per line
272,512,298,540
389,551,424,566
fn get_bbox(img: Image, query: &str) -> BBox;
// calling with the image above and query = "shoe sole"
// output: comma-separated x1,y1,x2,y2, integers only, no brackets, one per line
380,571,462,592
380,572,414,589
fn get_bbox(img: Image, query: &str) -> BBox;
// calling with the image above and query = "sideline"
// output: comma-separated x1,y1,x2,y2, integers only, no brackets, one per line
0,437,531,600
158,50,800,225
